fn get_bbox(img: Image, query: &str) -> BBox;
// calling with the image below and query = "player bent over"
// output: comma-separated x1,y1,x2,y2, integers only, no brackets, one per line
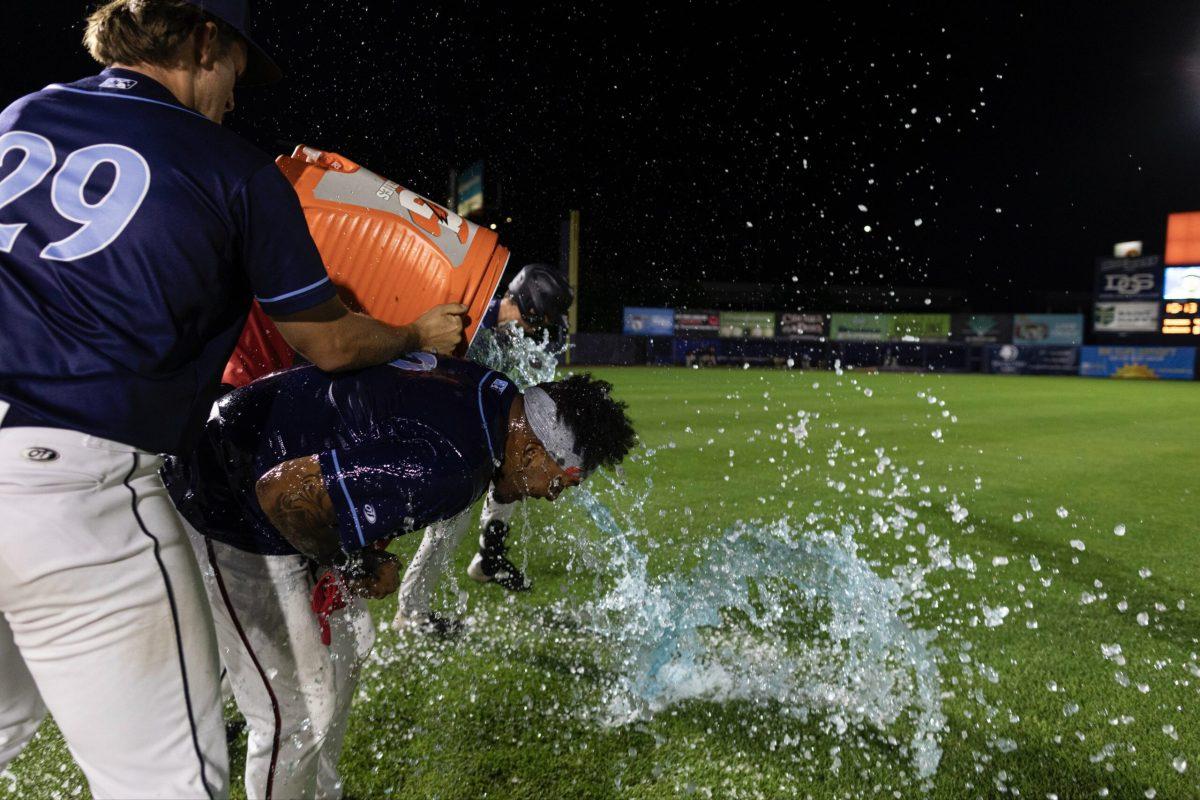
0,3,464,797
162,356,636,799
395,264,576,632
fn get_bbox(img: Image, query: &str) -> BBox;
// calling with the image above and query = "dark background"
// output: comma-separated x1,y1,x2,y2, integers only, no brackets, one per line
4,1,1199,330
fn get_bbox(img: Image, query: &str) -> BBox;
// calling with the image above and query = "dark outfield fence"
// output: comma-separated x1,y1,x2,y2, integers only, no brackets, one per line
567,335,1199,381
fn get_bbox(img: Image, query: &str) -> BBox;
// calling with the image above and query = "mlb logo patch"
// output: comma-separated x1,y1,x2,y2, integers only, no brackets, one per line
100,77,138,90
491,378,509,393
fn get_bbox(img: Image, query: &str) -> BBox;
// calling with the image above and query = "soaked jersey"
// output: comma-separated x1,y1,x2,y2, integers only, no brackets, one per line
0,68,335,454
165,356,516,555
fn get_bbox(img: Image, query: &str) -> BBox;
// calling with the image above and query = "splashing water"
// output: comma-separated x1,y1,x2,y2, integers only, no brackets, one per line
468,323,565,388
566,483,948,778
470,333,958,781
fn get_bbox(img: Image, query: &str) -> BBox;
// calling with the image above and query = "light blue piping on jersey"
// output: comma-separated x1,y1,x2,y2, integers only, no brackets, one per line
477,371,497,462
330,448,366,548
44,84,208,121
256,276,332,305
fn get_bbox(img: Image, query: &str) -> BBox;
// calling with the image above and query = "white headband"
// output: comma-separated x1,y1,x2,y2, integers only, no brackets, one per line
522,387,585,474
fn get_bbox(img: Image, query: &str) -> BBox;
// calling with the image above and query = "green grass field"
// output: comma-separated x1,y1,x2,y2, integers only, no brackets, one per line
5,368,1199,799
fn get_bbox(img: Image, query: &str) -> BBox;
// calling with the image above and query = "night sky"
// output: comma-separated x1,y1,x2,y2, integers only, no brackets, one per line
4,2,1200,329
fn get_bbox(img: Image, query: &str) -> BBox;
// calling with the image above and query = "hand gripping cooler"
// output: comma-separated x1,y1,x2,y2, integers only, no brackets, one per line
222,146,510,387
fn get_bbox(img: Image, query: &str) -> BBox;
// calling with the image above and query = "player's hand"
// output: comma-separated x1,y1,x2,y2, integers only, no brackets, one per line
410,303,468,354
342,549,401,599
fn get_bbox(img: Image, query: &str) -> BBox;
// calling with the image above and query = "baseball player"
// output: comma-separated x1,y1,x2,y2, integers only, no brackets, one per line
393,264,577,632
0,3,463,797
163,355,637,799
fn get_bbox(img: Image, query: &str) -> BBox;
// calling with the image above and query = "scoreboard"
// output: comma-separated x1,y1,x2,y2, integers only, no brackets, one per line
1162,301,1200,336
1161,215,1200,337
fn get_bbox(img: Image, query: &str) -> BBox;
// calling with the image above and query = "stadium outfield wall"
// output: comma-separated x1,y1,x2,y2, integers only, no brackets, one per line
571,335,1198,380
581,310,1198,379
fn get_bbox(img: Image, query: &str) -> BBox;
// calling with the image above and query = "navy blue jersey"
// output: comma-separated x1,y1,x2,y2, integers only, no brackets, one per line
165,355,517,556
0,69,336,454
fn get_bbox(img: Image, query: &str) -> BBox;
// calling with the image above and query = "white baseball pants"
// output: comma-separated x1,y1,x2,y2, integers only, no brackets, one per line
0,414,228,799
187,527,373,800
395,490,518,621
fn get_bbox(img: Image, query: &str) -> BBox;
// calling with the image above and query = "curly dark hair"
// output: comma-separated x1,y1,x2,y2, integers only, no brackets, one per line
537,374,636,474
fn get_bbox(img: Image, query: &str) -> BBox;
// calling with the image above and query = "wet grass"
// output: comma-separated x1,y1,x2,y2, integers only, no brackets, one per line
4,368,1198,799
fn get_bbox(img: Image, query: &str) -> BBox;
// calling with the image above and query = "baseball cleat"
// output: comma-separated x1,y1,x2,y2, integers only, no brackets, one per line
468,520,532,591
392,611,462,637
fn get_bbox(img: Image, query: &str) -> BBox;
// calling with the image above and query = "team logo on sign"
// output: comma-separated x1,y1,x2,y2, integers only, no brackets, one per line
1102,273,1155,296
22,447,59,462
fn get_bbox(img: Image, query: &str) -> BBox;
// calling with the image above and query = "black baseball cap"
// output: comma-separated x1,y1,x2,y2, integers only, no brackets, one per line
181,0,282,85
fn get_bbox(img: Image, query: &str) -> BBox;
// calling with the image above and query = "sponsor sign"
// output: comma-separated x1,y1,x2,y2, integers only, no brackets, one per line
719,311,776,338
1163,265,1200,300
951,313,1013,343
1165,211,1200,265
988,344,1080,376
829,313,892,341
455,161,484,217
1080,346,1197,380
622,307,674,336
777,312,827,340
674,310,721,334
1012,314,1084,345
888,313,951,341
1092,301,1160,333
1094,256,1161,301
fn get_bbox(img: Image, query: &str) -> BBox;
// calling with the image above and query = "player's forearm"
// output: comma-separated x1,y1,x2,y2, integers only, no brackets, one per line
255,456,344,562
272,297,466,372
310,311,417,372
273,300,416,372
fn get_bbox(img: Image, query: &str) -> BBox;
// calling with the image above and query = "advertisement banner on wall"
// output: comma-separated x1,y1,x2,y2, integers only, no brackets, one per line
1094,256,1161,301
1080,346,1196,380
674,310,721,334
888,314,951,341
777,312,828,340
1092,302,1160,333
829,313,892,341
951,313,1013,343
1012,314,1084,345
719,311,776,338
987,344,1080,375
622,307,675,336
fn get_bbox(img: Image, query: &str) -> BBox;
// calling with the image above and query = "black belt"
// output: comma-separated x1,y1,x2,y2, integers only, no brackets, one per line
0,406,50,429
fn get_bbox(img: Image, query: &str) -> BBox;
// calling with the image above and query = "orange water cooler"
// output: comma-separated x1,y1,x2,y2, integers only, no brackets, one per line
223,146,509,387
